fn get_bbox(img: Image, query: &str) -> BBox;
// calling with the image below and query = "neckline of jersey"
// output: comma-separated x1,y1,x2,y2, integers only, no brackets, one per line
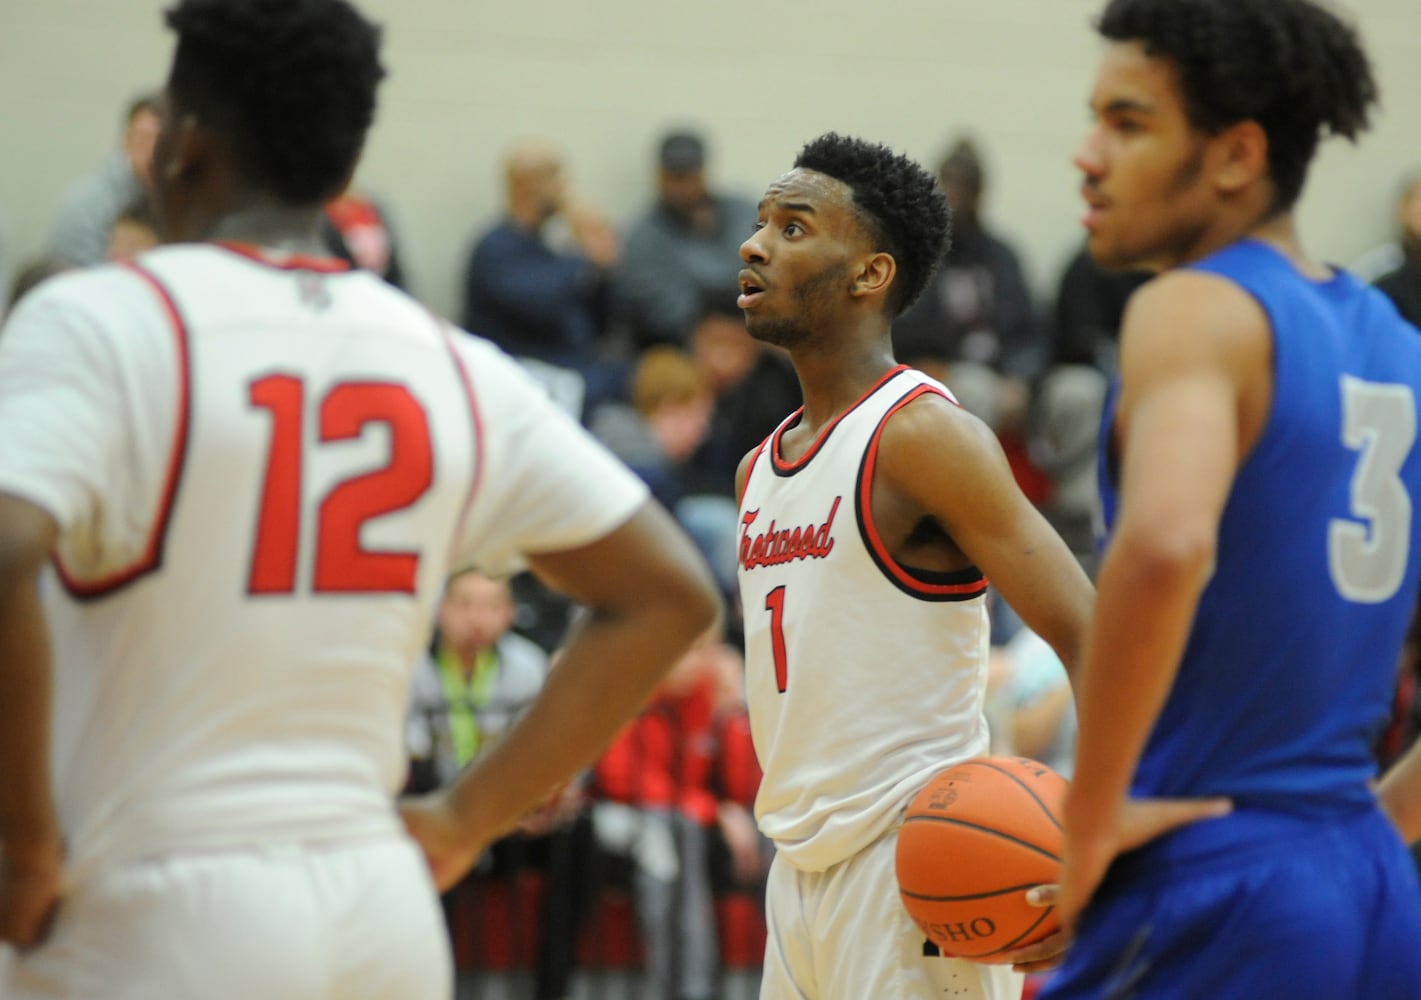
212,240,352,274
771,364,911,473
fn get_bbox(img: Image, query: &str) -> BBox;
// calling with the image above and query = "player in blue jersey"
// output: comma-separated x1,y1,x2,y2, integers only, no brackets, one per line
1042,0,1421,996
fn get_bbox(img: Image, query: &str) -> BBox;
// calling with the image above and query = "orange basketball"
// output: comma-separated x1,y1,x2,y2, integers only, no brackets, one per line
895,755,1067,962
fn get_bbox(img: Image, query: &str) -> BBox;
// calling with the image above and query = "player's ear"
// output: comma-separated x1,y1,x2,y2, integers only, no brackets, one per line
851,251,896,302
1211,120,1268,196
159,114,211,184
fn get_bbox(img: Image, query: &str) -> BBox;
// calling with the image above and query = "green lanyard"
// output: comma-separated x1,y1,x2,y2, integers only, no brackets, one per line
436,646,498,767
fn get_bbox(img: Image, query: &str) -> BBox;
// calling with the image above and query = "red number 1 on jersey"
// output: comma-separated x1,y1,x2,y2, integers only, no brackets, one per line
248,374,434,595
765,585,789,692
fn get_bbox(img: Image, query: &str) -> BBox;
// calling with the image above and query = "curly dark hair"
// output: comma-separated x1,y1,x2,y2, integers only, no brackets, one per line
163,0,385,204
793,133,951,318
1097,0,1376,213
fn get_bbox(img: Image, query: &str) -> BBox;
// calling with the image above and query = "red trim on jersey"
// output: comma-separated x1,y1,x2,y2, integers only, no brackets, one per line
857,384,989,600
771,365,910,474
438,321,486,560
53,263,192,599
213,240,351,273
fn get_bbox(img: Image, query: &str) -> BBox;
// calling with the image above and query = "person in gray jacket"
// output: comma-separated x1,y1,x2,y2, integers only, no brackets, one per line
49,93,160,267
406,569,550,790
614,129,756,352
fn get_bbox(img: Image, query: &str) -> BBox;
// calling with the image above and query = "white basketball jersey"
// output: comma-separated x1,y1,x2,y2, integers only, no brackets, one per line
737,365,992,873
0,242,647,885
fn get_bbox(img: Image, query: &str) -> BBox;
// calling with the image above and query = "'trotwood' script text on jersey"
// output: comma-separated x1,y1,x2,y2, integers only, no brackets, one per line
739,497,841,571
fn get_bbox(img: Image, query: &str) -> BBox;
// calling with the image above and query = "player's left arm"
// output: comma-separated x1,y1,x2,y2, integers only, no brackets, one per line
1379,738,1421,845
876,384,1093,972
874,393,1094,676
1054,271,1267,929
0,493,63,951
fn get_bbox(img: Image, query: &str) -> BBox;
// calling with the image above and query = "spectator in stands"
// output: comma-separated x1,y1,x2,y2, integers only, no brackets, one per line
462,140,625,418
406,569,549,797
987,627,1077,778
703,640,771,899
689,294,761,401
614,129,757,352
1377,604,1421,877
1378,608,1421,773
1029,243,1151,566
588,633,738,1000
591,346,739,596
891,135,1043,436
591,347,715,508
1373,171,1421,330
1351,171,1421,283
1047,242,1151,375
323,187,408,289
106,195,161,262
406,569,574,989
689,293,801,503
50,92,160,267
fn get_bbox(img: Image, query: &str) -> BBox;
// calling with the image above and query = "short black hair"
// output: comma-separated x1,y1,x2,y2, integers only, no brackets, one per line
163,0,385,205
1097,0,1376,212
793,132,951,317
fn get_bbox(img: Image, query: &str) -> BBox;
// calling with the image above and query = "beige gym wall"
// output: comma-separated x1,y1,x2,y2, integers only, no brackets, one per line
1,0,1417,319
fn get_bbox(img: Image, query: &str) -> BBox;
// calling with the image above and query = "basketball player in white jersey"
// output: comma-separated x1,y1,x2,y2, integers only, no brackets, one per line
0,2,719,997
733,134,1098,1000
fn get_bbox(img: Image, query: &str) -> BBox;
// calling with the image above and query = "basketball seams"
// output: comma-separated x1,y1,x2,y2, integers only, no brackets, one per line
900,814,1060,862
991,907,1057,956
959,758,1064,833
900,882,1045,902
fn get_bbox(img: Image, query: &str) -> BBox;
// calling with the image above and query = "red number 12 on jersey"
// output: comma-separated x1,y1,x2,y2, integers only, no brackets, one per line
248,374,434,595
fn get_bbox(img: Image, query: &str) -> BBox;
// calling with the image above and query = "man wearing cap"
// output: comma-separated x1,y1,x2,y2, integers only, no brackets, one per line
613,129,757,351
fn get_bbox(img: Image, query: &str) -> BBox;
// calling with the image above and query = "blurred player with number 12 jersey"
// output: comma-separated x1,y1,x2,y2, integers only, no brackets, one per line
0,2,718,998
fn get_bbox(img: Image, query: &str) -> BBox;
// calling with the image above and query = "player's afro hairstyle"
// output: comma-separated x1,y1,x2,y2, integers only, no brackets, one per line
1097,0,1376,213
163,0,385,204
793,133,951,318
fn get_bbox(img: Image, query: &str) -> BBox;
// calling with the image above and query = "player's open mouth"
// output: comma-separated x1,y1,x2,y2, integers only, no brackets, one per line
738,270,766,309
1080,187,1109,231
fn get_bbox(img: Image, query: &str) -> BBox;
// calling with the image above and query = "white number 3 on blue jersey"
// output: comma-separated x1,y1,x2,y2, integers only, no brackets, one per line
1328,375,1417,603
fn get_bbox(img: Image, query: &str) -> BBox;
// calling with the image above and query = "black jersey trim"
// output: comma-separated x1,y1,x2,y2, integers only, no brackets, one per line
854,383,989,602
770,365,911,478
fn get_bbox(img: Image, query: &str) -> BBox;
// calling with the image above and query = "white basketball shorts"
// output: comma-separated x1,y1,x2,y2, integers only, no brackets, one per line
2,835,451,1000
759,827,1023,1000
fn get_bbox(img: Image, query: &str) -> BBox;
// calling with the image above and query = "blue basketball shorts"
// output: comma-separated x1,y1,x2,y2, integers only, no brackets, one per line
1040,805,1421,1000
